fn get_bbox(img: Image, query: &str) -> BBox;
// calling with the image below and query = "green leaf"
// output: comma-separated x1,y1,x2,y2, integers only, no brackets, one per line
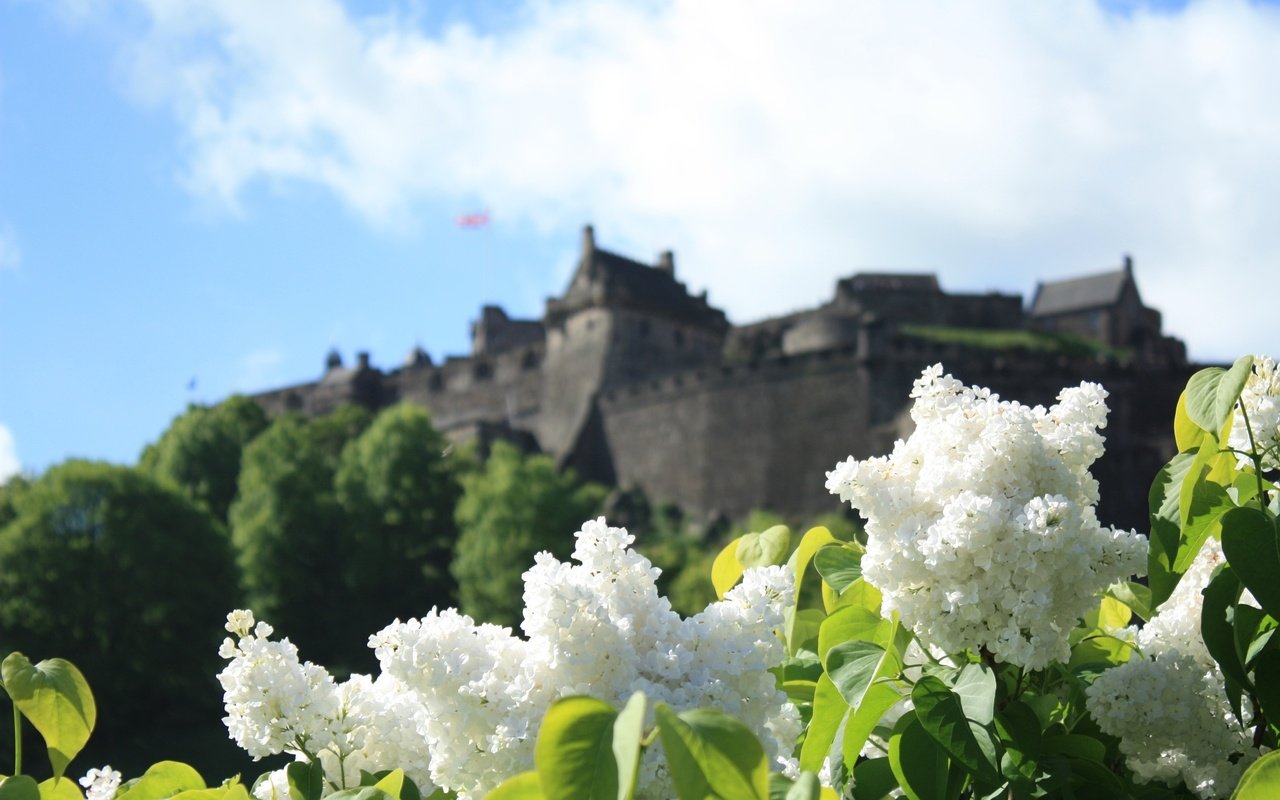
766,772,820,800
712,536,747,600
611,692,646,800
534,696,620,800
1251,650,1280,728
1221,507,1280,618
888,715,952,800
1175,474,1236,576
0,656,96,780
1041,734,1105,763
737,526,791,569
484,773,543,800
817,606,889,662
995,701,1042,783
785,526,839,650
825,641,901,710
371,772,404,800
170,783,252,800
116,763,207,800
851,757,897,800
363,774,422,800
1174,390,1209,453
1185,357,1253,436
824,578,882,615
840,681,904,771
655,704,768,800
1105,581,1153,621
1201,565,1251,719
950,663,996,726
813,546,863,595
1231,749,1280,799
37,779,83,800
0,777,41,800
798,675,849,773
1148,452,1198,607
286,762,325,800
323,788,396,800
911,676,1001,785
788,609,827,656
787,526,838,598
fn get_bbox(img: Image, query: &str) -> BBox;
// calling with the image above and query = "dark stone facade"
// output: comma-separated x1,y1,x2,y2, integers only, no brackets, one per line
251,225,1197,532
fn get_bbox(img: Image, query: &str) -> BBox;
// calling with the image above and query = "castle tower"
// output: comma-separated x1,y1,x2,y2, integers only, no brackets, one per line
537,224,729,478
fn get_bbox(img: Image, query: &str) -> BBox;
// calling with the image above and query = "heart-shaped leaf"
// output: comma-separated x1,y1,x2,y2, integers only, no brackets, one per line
535,696,620,800
813,546,863,595
1,655,96,780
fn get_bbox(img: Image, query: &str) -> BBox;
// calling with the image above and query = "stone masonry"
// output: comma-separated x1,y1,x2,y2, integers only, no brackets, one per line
251,225,1197,532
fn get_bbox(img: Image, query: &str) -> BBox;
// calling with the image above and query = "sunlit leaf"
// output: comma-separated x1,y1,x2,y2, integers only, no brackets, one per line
534,696,620,800
0,655,96,780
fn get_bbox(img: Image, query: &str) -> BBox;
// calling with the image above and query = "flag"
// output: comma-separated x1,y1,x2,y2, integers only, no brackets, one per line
456,211,490,229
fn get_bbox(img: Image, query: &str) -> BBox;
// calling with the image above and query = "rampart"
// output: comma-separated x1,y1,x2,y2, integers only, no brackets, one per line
248,225,1196,532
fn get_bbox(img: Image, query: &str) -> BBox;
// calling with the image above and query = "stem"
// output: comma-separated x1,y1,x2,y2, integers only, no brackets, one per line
1238,402,1268,510
12,701,21,776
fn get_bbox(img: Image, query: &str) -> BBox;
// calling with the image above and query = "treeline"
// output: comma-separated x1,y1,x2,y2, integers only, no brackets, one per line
0,397,854,776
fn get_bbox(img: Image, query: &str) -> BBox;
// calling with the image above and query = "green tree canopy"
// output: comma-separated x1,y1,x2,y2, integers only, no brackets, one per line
0,460,237,738
230,413,355,668
140,395,268,524
335,403,462,634
308,402,373,470
452,441,607,627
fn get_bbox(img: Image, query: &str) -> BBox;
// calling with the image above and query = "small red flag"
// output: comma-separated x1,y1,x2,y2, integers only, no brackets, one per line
456,211,490,228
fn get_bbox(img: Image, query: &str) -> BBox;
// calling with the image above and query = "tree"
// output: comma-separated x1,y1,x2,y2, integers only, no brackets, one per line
140,395,268,524
0,461,238,760
452,441,607,627
335,404,462,635
0,473,29,529
229,414,355,668
308,403,372,471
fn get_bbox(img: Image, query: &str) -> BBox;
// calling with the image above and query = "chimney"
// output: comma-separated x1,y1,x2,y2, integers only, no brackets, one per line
1123,254,1133,275
657,250,675,276
582,224,596,257
357,351,371,370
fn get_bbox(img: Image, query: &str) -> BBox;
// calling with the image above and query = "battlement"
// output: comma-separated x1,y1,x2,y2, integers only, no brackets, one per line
247,227,1192,529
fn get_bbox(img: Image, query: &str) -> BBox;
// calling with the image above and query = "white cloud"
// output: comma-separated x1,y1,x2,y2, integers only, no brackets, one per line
0,424,19,484
91,0,1280,360
0,224,21,271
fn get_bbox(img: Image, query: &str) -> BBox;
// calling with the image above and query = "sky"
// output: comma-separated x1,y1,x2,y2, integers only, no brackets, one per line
2,0,1279,481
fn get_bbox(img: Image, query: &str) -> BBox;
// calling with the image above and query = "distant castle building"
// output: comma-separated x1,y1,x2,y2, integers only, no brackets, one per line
251,225,1194,531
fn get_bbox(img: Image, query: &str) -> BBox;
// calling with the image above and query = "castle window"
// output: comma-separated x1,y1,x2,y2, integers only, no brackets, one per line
429,373,444,392
474,362,493,380
521,350,539,370
285,393,303,411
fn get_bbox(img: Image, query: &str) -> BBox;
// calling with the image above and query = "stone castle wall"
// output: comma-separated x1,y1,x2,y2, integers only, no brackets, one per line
247,228,1195,533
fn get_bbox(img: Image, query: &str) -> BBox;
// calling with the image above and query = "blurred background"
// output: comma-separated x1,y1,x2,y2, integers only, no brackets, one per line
2,0,1279,780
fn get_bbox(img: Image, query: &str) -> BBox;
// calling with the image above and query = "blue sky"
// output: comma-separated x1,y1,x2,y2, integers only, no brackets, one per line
2,0,1279,480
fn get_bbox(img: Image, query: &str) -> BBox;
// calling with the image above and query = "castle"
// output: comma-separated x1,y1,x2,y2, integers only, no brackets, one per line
251,225,1195,531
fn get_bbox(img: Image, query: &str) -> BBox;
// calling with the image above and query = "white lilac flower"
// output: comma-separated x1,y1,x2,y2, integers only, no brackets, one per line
826,364,1147,669
1229,355,1280,471
217,612,344,761
79,767,122,800
225,519,798,800
1086,539,1254,799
